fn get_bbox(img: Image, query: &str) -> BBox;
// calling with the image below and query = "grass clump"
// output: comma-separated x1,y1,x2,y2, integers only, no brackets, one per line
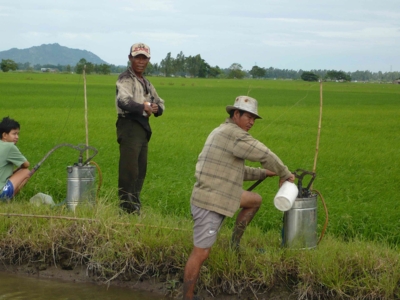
1,194,400,299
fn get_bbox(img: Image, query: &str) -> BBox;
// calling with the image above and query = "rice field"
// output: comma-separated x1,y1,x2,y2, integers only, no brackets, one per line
2,72,399,244
1,72,400,298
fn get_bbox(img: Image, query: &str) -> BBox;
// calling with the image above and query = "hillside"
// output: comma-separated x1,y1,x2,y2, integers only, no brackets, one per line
0,43,108,66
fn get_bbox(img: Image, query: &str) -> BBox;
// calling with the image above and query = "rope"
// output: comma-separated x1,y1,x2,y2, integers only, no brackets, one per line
253,83,318,137
55,74,83,145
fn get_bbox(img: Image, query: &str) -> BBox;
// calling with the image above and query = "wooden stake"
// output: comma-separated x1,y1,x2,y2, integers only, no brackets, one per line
83,65,89,160
312,80,323,188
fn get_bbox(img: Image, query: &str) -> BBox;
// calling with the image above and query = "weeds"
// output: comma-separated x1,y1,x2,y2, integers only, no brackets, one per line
1,195,400,299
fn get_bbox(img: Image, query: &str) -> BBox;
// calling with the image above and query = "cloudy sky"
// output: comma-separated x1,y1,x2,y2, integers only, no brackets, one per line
1,0,399,72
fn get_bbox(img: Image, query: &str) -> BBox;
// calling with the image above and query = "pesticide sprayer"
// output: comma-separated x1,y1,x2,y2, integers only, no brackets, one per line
275,81,328,249
249,169,327,249
273,169,328,249
29,143,99,211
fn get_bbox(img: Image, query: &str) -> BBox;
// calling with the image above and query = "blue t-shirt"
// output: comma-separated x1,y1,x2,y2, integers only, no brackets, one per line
0,140,27,189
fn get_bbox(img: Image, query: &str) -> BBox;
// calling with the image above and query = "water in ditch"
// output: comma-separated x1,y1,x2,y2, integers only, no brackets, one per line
0,271,168,299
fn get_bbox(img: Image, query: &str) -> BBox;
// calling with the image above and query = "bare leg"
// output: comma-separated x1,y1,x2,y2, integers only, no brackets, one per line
231,190,262,250
9,168,31,196
183,246,210,300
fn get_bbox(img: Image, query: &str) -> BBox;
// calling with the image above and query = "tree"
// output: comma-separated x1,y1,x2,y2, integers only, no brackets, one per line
1,59,18,72
110,64,126,74
185,55,203,77
173,51,186,76
150,62,160,75
198,61,209,78
301,71,319,82
160,52,174,77
249,66,266,78
97,63,111,75
228,63,246,79
208,66,222,78
325,70,351,81
75,58,94,74
75,58,87,74
144,61,154,75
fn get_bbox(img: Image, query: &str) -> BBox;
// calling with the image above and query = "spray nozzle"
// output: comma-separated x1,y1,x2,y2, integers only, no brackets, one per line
293,169,316,198
77,154,83,166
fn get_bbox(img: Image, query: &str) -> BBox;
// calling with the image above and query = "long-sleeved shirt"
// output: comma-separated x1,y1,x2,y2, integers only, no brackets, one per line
191,118,292,217
115,67,165,140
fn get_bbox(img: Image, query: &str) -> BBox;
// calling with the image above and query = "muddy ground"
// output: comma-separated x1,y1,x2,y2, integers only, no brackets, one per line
0,263,296,300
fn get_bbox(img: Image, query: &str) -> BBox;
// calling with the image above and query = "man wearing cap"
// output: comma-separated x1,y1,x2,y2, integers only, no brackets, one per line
183,96,295,300
115,43,165,214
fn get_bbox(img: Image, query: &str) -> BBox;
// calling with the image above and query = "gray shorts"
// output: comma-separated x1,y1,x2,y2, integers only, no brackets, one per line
191,204,225,248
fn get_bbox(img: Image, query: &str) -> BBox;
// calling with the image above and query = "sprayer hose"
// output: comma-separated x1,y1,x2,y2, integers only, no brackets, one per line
30,143,98,176
312,189,328,245
89,161,103,202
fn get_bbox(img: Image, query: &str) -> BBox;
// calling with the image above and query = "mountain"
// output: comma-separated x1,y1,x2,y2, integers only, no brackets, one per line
0,43,108,66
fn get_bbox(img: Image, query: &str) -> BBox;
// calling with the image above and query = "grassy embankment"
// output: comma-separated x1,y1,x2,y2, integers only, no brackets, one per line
0,72,399,299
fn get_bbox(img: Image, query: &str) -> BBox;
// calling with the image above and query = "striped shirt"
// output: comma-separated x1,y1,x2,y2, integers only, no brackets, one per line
191,118,292,217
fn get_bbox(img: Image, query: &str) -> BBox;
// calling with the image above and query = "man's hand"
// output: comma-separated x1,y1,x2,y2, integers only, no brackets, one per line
144,102,153,117
266,169,277,177
279,173,295,187
151,103,159,114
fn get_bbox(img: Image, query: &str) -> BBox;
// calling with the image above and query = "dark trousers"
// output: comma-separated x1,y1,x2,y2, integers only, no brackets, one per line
116,118,148,212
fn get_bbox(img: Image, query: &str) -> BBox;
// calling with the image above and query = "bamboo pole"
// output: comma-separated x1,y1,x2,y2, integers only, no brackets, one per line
0,212,96,222
83,65,89,160
312,80,323,189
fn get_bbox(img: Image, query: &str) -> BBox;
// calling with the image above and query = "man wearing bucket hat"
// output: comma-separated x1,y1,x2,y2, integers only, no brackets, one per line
183,96,295,300
115,42,165,214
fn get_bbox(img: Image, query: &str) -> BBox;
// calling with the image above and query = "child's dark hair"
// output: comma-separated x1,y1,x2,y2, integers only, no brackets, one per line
0,116,20,136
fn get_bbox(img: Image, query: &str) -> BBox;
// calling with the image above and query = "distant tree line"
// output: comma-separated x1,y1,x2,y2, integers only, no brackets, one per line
2,55,399,82
1,59,126,74
300,70,351,82
147,51,224,78
250,66,399,82
73,58,126,75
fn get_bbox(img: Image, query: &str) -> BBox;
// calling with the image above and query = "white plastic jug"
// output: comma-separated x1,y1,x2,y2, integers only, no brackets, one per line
29,193,55,206
274,181,298,211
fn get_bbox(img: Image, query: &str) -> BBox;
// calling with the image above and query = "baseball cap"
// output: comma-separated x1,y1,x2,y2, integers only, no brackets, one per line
130,43,151,58
226,96,262,119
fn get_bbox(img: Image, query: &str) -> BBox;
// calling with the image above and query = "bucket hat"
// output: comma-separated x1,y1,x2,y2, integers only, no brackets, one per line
226,96,262,119
130,43,151,58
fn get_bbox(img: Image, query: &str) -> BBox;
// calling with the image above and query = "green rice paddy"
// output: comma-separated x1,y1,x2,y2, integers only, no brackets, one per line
2,72,399,244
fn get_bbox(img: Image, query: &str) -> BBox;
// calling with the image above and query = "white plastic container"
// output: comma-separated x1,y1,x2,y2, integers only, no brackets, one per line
29,193,55,206
142,102,151,117
274,181,298,211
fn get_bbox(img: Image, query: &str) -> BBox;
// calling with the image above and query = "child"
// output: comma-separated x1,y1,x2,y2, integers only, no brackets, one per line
0,117,31,201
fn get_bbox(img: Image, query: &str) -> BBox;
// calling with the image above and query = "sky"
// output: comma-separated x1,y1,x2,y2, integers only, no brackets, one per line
0,0,399,73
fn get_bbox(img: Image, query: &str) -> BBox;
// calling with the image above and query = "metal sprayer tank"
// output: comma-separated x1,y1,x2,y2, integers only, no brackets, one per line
66,163,96,211
282,169,320,249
